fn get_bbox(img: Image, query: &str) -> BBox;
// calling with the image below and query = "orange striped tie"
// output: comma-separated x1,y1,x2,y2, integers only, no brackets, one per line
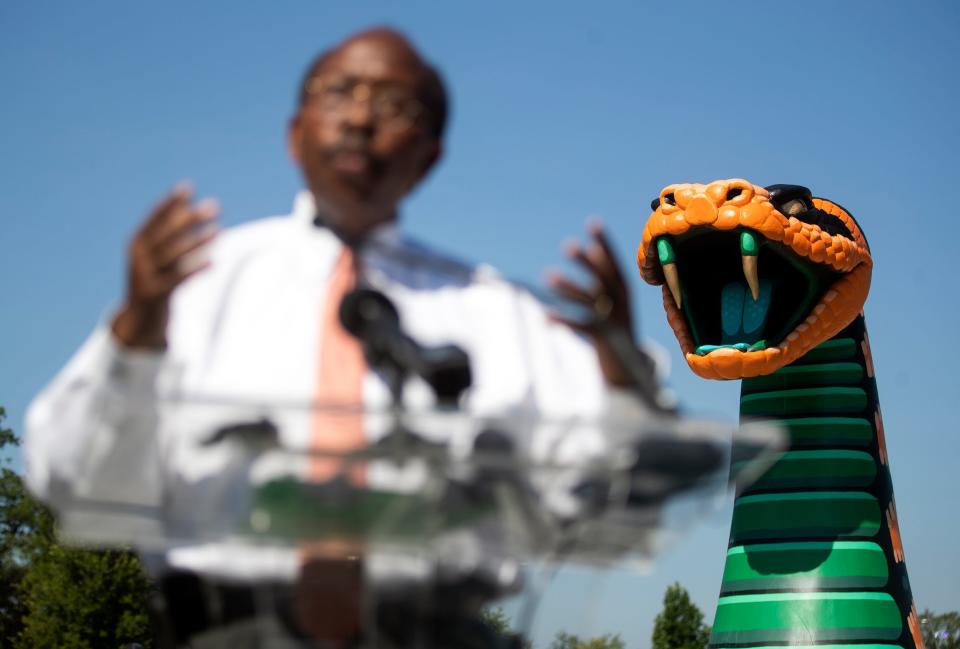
310,245,367,483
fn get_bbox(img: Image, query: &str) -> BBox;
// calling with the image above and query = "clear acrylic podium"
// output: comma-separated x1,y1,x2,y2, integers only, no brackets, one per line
55,394,783,649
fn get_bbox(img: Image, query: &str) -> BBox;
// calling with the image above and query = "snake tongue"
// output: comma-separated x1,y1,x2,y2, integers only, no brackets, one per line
719,279,772,346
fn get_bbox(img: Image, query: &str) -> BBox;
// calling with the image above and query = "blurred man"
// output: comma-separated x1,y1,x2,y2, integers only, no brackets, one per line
26,28,651,648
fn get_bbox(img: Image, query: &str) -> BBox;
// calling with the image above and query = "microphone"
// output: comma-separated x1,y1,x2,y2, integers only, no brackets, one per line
339,288,472,404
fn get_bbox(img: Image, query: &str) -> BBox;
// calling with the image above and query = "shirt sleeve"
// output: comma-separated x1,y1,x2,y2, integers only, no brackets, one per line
24,323,166,511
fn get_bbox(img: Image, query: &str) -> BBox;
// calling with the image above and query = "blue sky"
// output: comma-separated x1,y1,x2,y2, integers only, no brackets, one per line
2,1,959,646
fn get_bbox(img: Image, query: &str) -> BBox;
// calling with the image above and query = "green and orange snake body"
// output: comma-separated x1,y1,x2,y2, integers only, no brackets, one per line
638,180,922,649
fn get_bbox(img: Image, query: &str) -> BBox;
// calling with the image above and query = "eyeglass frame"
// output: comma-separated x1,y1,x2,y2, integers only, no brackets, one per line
303,76,427,131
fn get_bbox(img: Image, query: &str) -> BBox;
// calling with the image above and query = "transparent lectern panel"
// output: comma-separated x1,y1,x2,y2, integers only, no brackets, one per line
57,395,783,566
52,394,783,648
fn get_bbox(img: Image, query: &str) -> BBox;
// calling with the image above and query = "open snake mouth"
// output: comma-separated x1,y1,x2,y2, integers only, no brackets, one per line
666,229,841,356
637,181,872,380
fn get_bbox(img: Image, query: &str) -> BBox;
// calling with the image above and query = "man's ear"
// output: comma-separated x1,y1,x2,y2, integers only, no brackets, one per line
287,114,303,164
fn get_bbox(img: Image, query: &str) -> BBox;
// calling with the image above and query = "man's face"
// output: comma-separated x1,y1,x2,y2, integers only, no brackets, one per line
289,36,441,220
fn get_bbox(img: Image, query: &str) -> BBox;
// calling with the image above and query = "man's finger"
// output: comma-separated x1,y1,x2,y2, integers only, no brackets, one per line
573,239,630,300
547,272,594,306
566,241,616,292
148,198,219,250
153,224,219,273
547,312,595,336
158,253,212,291
141,183,193,237
587,220,626,283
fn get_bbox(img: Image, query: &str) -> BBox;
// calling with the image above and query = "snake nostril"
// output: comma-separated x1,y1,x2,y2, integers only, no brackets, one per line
726,187,743,201
650,197,661,211
663,193,676,206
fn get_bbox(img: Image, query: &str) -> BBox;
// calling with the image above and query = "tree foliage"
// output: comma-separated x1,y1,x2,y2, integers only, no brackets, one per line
0,408,153,648
482,607,624,649
481,606,533,649
15,545,153,649
0,406,55,641
651,582,711,649
481,606,513,636
548,630,625,649
920,610,960,649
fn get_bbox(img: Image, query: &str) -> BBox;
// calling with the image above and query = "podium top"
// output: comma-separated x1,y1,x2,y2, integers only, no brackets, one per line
57,397,783,577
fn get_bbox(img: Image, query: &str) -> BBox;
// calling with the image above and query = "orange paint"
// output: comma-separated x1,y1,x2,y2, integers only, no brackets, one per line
909,604,927,649
876,408,888,466
862,332,876,378
886,499,905,564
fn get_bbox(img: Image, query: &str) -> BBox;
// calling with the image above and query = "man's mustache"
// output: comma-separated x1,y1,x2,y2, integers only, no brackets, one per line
327,133,375,158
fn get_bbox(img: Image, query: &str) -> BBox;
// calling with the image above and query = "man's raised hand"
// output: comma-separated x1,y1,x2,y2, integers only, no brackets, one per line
111,184,219,349
548,219,638,387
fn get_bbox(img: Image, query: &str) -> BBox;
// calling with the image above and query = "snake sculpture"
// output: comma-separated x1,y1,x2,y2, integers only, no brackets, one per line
636,180,923,649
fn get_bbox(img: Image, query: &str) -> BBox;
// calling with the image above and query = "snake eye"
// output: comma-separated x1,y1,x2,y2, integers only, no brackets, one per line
726,187,743,201
766,183,812,215
650,197,661,211
663,193,676,206
780,199,809,216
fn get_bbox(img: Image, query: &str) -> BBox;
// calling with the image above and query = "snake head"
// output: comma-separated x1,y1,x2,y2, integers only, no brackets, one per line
636,179,872,380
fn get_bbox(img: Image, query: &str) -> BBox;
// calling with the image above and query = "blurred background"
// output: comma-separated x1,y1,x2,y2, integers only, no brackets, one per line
2,2,958,646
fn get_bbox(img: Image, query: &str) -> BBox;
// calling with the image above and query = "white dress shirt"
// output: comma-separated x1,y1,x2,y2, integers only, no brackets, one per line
25,192,649,578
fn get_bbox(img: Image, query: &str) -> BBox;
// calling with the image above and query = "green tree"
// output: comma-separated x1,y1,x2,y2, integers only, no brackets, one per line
548,630,625,649
651,582,711,649
15,545,153,649
0,406,55,640
481,606,512,636
483,609,626,649
920,610,960,649
481,606,532,649
0,407,154,648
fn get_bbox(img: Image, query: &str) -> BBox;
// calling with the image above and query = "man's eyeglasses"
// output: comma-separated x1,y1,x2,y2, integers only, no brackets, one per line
305,77,424,131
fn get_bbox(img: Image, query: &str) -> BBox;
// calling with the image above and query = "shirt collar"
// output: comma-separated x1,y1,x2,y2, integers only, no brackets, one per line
290,190,402,248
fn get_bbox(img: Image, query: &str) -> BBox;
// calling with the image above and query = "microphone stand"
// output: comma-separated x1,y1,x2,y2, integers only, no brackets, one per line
338,288,473,463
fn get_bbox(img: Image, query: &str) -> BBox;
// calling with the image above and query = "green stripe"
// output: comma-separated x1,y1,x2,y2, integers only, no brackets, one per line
711,592,901,644
748,450,876,490
714,645,902,649
731,492,881,541
252,479,494,539
741,387,868,417
720,541,888,592
743,363,864,392
792,338,858,364
779,417,874,447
